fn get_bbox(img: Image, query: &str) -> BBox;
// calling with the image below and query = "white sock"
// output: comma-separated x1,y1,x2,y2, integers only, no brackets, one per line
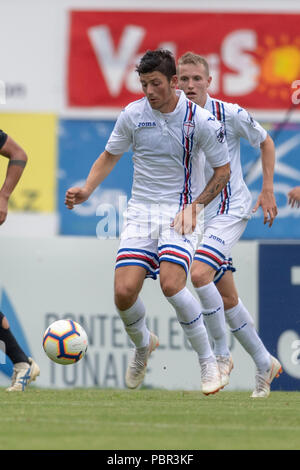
225,299,270,371
166,287,213,359
194,282,229,357
116,297,150,348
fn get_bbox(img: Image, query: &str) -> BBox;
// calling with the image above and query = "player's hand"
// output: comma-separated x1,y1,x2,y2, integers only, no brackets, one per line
65,187,90,210
171,203,200,235
252,189,277,227
0,194,8,225
288,186,300,208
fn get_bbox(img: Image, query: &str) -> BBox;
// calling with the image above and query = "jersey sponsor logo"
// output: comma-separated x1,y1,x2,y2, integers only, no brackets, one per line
207,116,216,121
216,124,226,143
208,234,225,245
137,121,156,128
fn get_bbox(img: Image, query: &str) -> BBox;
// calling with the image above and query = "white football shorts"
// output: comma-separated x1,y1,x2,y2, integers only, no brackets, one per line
194,214,248,283
115,201,203,279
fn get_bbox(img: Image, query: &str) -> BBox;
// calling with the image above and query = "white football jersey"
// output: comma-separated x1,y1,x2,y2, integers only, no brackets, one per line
106,90,229,207
203,94,267,222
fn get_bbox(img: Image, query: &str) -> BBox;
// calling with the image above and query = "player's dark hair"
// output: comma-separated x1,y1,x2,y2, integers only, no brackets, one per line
136,49,176,81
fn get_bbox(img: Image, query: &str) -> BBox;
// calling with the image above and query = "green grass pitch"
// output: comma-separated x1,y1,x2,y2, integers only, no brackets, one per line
0,388,299,450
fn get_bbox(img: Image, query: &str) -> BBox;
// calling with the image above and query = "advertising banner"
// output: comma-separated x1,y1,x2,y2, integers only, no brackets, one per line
57,118,300,239
67,11,300,110
242,122,300,239
58,119,132,236
0,114,57,213
259,243,300,391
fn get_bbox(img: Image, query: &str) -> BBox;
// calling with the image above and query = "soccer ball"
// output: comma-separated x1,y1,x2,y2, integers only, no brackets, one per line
43,319,88,365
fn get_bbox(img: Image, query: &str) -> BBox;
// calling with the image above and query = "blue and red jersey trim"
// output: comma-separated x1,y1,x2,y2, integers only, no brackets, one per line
211,99,231,215
180,100,197,209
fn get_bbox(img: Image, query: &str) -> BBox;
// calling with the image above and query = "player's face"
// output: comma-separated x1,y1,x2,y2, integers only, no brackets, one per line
140,71,178,113
178,63,212,108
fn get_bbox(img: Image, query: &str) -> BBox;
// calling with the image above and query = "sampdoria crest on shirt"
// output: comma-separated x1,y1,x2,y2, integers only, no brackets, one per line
183,120,195,138
216,124,226,143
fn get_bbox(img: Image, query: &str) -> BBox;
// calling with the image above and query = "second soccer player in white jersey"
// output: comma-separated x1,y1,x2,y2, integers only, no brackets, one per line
178,52,282,397
65,49,231,395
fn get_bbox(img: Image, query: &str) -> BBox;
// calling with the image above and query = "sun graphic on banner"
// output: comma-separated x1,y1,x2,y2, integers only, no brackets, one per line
255,34,300,100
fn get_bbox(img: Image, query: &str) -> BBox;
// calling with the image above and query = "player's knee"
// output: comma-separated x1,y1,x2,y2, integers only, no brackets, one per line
160,270,186,297
160,278,181,298
114,283,139,310
190,264,213,287
222,292,239,311
160,263,187,298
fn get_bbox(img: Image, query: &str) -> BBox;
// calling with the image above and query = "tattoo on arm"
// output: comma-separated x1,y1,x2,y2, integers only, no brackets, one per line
195,170,230,207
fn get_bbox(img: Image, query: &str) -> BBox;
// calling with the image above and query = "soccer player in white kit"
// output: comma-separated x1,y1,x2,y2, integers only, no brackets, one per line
177,52,282,397
65,49,231,395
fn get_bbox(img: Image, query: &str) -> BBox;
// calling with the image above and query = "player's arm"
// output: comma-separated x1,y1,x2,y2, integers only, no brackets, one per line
65,150,122,209
172,162,230,234
288,186,300,208
0,134,28,225
252,134,277,227
65,108,132,210
194,162,231,207
233,106,277,227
